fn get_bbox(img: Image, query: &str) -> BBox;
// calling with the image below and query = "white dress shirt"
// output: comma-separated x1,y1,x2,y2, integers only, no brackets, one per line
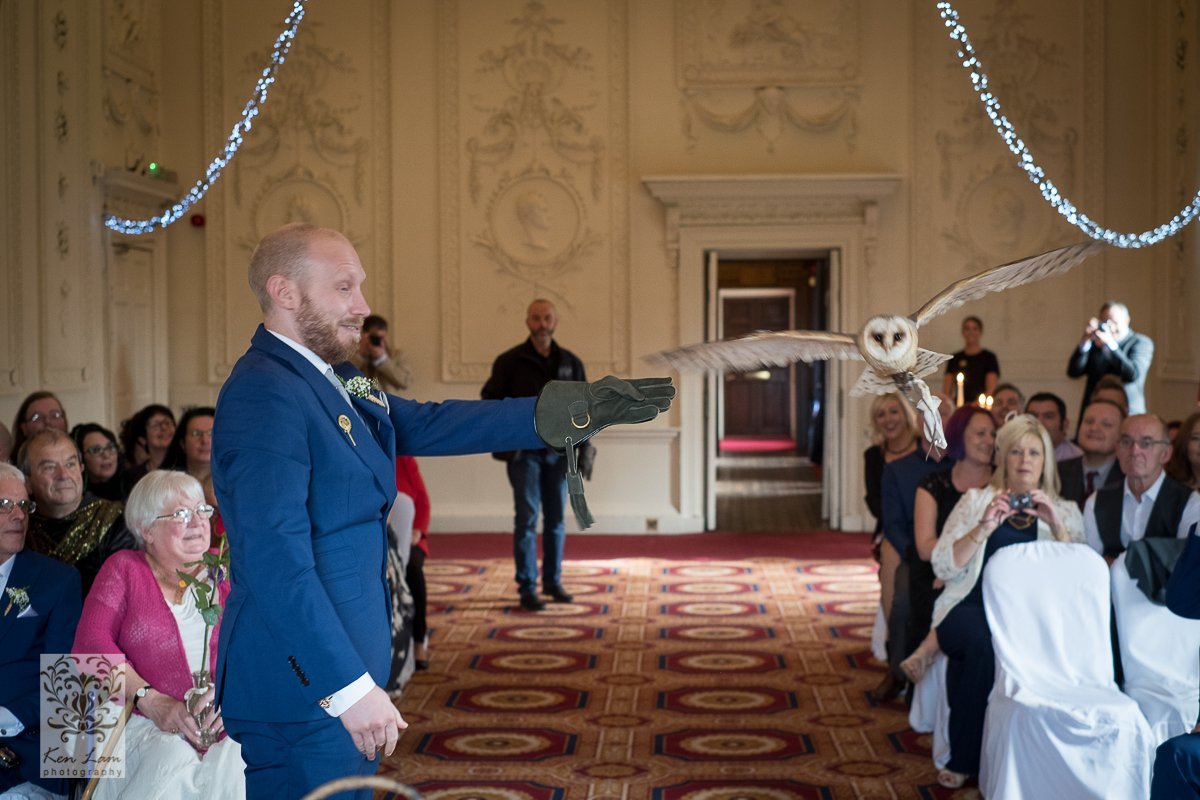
1083,471,1200,554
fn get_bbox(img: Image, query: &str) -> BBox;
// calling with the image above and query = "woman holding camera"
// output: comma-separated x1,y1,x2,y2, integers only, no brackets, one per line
927,415,1082,789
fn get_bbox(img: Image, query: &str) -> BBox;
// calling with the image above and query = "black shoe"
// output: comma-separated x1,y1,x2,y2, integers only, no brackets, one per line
871,671,904,702
414,659,430,671
519,593,546,611
544,585,574,603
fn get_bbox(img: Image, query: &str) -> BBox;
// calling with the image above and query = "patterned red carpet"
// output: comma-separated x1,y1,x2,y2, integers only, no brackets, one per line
379,533,969,799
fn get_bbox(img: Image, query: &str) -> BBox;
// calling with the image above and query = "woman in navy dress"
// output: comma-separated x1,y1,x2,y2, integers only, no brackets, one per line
928,415,1083,789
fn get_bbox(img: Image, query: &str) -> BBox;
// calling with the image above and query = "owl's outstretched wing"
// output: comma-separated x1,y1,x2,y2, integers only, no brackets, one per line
910,241,1103,329
652,330,862,373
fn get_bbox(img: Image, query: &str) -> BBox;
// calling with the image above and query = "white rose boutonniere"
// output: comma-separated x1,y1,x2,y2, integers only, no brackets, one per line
340,375,387,408
4,586,30,617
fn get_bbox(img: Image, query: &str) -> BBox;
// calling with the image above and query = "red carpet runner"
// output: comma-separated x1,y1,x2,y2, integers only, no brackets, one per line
380,533,963,799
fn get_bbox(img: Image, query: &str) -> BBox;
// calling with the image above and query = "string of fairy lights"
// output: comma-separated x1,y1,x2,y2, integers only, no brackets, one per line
937,1,1200,248
103,0,308,235
106,0,1199,246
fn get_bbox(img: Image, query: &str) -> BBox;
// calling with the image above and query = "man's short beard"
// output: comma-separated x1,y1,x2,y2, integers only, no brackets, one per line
297,294,360,364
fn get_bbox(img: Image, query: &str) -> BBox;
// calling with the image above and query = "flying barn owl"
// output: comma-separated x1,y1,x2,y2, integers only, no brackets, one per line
654,241,1103,451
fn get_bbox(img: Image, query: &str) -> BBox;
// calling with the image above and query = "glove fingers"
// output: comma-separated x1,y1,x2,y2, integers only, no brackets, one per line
591,375,645,401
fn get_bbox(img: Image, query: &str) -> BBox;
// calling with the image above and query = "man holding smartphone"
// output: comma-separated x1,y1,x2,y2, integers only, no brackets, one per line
1066,301,1154,424
352,314,413,394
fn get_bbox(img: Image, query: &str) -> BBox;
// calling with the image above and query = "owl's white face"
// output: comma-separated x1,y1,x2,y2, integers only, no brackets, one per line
859,315,919,374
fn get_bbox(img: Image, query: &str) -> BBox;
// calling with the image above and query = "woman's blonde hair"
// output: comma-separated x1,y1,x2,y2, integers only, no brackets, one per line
868,392,920,446
990,414,1060,497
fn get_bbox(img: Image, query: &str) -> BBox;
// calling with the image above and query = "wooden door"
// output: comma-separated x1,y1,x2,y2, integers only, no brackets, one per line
721,293,792,437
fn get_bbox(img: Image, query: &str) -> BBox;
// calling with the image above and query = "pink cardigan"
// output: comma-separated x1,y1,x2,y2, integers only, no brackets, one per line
73,549,230,705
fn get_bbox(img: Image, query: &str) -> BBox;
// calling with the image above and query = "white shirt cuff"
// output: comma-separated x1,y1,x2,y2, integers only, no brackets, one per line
320,672,375,717
0,705,23,737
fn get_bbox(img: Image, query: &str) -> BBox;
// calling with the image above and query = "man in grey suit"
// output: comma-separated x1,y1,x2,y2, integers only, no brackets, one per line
1066,301,1154,421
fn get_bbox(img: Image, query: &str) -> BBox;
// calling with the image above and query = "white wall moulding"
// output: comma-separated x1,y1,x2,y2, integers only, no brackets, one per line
675,0,861,152
644,173,900,532
204,0,393,383
438,0,629,384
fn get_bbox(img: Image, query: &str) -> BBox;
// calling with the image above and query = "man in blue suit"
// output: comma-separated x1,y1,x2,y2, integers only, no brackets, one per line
0,462,83,798
212,223,672,799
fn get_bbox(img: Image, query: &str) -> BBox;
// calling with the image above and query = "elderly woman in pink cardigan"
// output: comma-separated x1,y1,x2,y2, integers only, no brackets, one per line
73,470,244,799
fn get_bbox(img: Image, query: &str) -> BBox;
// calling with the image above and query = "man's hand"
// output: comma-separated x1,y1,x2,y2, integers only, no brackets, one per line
339,686,407,761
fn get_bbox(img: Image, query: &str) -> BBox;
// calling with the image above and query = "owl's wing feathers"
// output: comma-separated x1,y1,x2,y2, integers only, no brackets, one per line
653,330,862,373
910,241,1103,328
913,348,953,378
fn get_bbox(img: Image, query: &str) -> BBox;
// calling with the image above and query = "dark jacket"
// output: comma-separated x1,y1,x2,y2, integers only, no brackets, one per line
1094,473,1193,558
482,338,585,459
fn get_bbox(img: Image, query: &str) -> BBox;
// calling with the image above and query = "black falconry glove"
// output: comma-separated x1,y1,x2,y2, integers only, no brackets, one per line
534,376,676,529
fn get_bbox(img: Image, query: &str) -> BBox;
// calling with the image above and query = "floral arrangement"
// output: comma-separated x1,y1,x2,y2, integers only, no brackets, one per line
341,375,376,399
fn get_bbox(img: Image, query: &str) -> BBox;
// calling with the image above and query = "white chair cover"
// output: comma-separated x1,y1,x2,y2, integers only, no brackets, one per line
870,603,887,662
980,541,1154,800
1111,551,1200,744
907,651,951,769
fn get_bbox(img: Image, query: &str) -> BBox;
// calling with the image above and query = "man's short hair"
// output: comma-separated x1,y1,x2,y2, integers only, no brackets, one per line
1101,300,1130,318
1026,392,1067,422
363,314,388,332
993,382,1025,406
0,461,25,484
247,223,345,312
1083,397,1127,421
16,428,77,475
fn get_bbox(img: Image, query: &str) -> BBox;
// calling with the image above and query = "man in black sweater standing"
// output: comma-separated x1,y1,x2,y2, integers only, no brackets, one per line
483,299,586,611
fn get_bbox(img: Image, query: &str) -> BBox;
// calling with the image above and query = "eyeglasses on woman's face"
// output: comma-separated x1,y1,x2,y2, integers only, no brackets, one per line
84,443,119,456
25,410,65,424
154,504,215,524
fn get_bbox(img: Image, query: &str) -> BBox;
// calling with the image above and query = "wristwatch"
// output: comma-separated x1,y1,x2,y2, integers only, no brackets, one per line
133,685,153,710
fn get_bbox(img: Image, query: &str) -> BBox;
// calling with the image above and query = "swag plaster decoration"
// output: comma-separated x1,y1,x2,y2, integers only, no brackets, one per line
440,0,629,383
205,0,392,381
676,0,860,152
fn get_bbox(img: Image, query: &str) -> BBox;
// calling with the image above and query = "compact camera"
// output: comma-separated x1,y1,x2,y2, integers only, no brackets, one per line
1008,492,1035,511
1097,320,1109,333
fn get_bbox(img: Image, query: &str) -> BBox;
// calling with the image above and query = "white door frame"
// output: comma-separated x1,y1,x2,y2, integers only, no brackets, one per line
644,174,900,531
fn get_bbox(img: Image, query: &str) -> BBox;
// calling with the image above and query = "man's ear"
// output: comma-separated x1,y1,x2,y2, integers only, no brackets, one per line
266,275,300,312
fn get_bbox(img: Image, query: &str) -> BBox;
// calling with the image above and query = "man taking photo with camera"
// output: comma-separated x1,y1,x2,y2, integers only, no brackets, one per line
1066,301,1154,424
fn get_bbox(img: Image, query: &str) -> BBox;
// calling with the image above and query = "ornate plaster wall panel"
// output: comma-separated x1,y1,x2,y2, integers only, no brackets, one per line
37,0,99,390
912,0,1101,360
204,0,393,381
1160,0,1199,384
0,0,28,392
101,0,160,174
675,0,860,152
438,0,629,383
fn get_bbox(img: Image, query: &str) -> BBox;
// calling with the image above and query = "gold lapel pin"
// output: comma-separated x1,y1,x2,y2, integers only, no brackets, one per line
337,414,356,446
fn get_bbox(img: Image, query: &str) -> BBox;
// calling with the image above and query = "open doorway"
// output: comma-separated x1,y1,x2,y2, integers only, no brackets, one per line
714,258,830,532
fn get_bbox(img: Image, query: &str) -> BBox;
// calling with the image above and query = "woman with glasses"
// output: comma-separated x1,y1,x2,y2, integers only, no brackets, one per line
71,423,135,502
10,391,68,462
120,404,177,481
73,470,244,799
162,407,215,484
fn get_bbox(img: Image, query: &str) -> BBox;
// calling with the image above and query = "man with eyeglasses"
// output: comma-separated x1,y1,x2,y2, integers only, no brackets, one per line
18,429,135,595
1083,414,1200,559
0,461,83,799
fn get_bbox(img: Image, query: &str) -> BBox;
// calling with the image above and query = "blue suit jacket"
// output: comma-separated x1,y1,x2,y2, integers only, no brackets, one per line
212,325,542,722
1167,523,1200,620
0,550,82,794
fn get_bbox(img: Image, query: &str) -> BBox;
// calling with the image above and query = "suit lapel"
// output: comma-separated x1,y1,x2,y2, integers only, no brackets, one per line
0,551,43,648
251,328,394,495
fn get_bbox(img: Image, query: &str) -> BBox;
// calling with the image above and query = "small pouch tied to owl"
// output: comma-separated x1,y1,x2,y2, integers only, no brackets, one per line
535,376,676,529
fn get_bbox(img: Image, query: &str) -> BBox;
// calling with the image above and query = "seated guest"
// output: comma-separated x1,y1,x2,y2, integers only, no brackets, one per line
1167,412,1200,491
1083,414,1200,560
1025,392,1083,462
71,423,134,502
990,383,1023,426
901,405,997,683
19,429,135,595
1058,399,1126,509
1091,374,1130,415
0,462,83,800
877,414,949,700
73,471,244,800
119,405,176,480
10,392,68,464
929,415,1082,788
863,393,921,686
161,408,215,485
941,315,1000,405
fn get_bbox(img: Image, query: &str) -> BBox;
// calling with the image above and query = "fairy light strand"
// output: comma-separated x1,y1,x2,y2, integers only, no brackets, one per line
104,1,308,235
937,1,1200,248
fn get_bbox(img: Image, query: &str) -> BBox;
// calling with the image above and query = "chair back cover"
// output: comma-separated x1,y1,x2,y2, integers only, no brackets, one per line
907,652,950,770
979,540,1154,800
1112,551,1200,744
